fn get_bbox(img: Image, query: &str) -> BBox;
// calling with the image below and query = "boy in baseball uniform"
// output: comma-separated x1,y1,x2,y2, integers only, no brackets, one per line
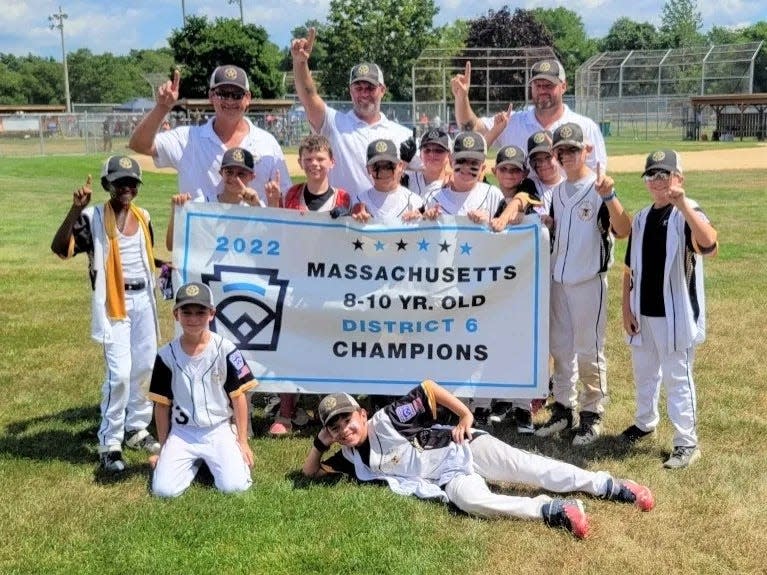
51,156,162,473
148,282,258,496
304,379,654,539
621,150,718,469
536,123,632,446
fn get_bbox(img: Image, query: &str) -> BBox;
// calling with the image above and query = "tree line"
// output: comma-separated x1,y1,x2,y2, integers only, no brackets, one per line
1,0,765,106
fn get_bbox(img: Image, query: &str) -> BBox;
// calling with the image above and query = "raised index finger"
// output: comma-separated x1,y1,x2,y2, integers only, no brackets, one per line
306,27,316,52
85,174,92,187
171,69,180,91
464,60,471,78
596,161,602,180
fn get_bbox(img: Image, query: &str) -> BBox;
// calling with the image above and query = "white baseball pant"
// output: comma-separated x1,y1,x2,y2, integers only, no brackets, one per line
549,275,608,414
97,289,156,451
631,315,698,447
444,434,611,519
152,420,252,497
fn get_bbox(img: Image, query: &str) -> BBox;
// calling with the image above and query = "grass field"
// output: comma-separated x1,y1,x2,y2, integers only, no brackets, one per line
1,154,766,574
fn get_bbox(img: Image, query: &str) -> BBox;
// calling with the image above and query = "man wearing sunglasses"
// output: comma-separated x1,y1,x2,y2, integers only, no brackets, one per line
130,65,291,204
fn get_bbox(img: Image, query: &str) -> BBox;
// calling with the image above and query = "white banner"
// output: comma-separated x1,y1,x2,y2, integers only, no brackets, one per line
173,204,549,399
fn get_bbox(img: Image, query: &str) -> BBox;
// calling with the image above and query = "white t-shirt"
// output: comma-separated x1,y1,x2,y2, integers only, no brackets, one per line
354,186,424,221
482,104,607,171
153,117,291,203
320,106,413,196
428,182,504,218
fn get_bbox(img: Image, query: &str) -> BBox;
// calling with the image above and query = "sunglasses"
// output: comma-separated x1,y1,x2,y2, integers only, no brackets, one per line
214,89,246,101
643,170,672,182
111,177,140,189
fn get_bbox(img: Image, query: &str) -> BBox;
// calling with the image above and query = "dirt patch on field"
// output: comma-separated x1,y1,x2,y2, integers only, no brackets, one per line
133,145,767,178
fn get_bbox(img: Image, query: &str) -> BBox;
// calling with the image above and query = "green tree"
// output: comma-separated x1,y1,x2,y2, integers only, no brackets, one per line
168,15,283,99
660,0,704,47
67,49,148,103
600,17,660,51
320,0,439,100
532,7,598,89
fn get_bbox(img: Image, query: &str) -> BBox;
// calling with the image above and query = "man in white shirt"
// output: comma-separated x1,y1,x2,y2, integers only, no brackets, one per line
291,28,415,195
129,65,290,203
451,59,607,171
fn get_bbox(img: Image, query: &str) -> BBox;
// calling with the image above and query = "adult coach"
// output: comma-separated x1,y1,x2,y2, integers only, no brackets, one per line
451,59,607,170
129,65,290,203
291,28,414,194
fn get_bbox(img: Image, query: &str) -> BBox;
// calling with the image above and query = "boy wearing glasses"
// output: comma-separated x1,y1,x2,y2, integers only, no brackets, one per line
51,156,162,473
351,139,424,223
536,123,632,446
621,150,717,469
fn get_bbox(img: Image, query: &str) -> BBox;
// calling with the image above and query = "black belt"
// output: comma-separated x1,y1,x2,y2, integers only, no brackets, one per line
124,280,146,291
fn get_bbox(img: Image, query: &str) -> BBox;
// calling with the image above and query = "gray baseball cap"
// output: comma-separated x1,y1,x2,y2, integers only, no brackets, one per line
318,393,361,427
452,131,487,161
643,149,683,176
100,155,142,190
495,145,526,169
530,59,566,85
349,63,384,86
552,123,585,149
174,282,215,311
221,147,256,173
420,128,450,151
527,130,553,156
367,139,399,165
209,65,250,91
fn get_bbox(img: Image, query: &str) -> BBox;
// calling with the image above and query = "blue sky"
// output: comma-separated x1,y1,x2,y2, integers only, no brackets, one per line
2,0,765,60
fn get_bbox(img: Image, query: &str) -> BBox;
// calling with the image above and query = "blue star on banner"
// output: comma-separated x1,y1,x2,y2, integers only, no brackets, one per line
460,242,472,255
417,239,429,252
375,240,385,251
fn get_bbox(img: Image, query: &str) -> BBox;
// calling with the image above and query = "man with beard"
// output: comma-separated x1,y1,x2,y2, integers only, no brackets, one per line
451,59,606,171
291,28,415,194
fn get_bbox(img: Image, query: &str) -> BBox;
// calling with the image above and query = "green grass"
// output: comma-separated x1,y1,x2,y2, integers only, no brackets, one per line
1,154,766,574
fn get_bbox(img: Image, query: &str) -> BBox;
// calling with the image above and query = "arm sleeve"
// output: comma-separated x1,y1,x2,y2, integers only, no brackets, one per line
624,231,633,266
224,348,258,397
320,450,357,477
147,355,173,406
70,214,93,256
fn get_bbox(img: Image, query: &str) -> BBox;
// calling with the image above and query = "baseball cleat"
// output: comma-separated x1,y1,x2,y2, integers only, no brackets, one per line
125,429,161,454
542,498,589,539
572,411,601,446
663,446,701,469
604,478,655,511
100,450,126,473
620,424,656,443
534,402,573,437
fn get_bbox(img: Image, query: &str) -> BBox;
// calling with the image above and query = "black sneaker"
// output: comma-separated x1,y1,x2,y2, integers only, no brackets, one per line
541,498,589,538
100,450,126,473
473,407,490,427
125,429,161,454
513,407,534,434
488,402,513,425
572,411,601,446
534,402,574,437
620,424,656,443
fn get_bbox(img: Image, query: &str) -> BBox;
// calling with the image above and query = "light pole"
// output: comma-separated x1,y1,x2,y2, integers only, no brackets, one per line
226,0,244,23
181,0,186,24
48,6,71,113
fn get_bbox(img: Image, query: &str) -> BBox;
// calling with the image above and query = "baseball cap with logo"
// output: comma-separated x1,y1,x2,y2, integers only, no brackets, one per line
366,139,399,165
173,282,215,311
452,131,487,161
318,393,361,427
495,145,526,169
420,128,450,151
209,65,250,92
530,59,566,85
100,155,142,190
349,63,384,86
221,147,256,173
643,149,683,176
552,123,586,149
527,130,553,156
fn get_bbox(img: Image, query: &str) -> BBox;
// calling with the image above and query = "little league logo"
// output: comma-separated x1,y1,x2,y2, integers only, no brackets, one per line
559,126,573,139
462,136,475,149
119,157,133,169
201,264,289,351
533,132,546,144
504,147,517,158
232,149,245,162
224,67,238,79
539,62,552,72
652,151,666,162
375,141,388,153
357,64,370,76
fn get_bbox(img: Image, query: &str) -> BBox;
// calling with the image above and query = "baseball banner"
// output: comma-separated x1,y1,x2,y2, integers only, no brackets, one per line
173,203,549,399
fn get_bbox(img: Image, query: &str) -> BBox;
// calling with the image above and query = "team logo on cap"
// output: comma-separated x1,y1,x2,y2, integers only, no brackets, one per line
232,149,245,162
559,126,573,139
185,285,200,296
539,62,552,72
462,136,475,149
119,157,133,169
375,141,388,153
533,133,546,144
320,395,337,411
504,148,517,158
652,151,666,161
357,64,369,75
428,130,439,139
224,67,238,79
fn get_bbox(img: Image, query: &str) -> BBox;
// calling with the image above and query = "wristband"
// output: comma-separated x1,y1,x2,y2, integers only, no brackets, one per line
603,191,616,202
313,435,330,453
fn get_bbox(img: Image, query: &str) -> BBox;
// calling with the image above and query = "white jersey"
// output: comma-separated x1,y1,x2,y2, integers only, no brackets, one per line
530,173,562,216
428,182,504,218
549,174,613,285
320,106,412,194
406,171,444,203
482,104,607,171
148,332,257,428
354,186,424,221
153,117,291,203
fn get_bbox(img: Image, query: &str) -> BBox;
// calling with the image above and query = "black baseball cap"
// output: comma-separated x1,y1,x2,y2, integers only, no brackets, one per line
100,155,142,190
552,123,585,149
174,282,215,311
530,59,566,85
209,65,250,92
221,147,256,173
349,63,384,86
527,130,553,156
367,139,399,165
420,128,450,151
318,393,361,427
495,145,526,169
643,149,683,176
452,131,486,161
